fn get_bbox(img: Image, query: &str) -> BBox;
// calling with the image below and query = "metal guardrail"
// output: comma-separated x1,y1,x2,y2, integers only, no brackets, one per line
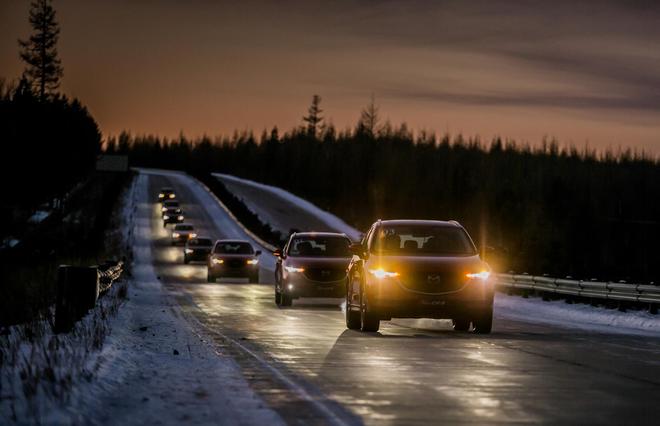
495,273,660,313
54,261,124,333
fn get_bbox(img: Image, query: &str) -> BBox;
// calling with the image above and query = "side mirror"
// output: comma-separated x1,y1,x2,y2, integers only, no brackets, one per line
349,243,365,258
272,249,282,258
255,250,262,256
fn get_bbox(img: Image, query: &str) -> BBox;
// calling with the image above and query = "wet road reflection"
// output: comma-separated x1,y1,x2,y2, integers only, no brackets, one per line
145,171,660,425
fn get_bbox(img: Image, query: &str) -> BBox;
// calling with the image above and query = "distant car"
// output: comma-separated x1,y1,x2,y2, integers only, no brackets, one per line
207,240,261,283
345,220,493,333
171,223,196,245
274,232,352,307
158,187,176,202
161,200,180,216
184,237,214,264
162,208,184,227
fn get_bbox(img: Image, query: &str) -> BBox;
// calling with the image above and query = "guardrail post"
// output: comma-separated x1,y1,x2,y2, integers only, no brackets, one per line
54,265,99,333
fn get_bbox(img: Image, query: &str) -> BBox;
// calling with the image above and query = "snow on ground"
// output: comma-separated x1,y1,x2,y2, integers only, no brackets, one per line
213,173,362,241
215,173,660,336
58,172,283,425
28,210,51,224
494,293,660,336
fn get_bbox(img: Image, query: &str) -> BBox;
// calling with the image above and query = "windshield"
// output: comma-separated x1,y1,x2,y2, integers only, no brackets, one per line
189,238,212,246
175,225,193,231
371,225,476,256
214,242,254,254
287,235,351,257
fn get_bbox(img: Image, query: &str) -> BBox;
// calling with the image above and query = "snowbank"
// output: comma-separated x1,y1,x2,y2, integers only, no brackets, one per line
213,173,362,241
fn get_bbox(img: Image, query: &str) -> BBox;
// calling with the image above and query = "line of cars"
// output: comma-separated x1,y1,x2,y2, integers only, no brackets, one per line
159,187,493,333
158,187,261,283
273,221,493,333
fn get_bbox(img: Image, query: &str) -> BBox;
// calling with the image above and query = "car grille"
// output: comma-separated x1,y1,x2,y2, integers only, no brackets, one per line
225,258,245,268
303,268,346,282
399,271,464,293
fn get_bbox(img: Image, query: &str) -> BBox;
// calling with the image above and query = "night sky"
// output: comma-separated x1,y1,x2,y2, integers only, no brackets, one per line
2,0,660,152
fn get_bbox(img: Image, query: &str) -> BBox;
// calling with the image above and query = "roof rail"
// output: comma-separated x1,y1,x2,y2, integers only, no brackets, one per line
448,220,461,227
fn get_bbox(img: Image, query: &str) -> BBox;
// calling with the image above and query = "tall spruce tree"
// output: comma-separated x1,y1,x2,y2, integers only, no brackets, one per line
302,95,323,139
18,0,63,101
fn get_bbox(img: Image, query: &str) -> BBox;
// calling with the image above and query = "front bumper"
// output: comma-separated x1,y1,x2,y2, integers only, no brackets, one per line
209,264,258,278
283,276,345,298
366,277,494,319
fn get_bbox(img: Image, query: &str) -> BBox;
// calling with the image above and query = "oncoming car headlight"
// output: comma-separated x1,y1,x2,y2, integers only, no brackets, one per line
285,266,304,273
169,193,175,199
172,232,180,238
368,268,399,279
177,215,184,220
247,259,259,265
185,248,194,254
163,215,170,220
211,258,224,265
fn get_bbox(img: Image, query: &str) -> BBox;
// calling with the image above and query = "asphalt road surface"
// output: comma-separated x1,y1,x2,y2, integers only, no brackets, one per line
141,169,660,425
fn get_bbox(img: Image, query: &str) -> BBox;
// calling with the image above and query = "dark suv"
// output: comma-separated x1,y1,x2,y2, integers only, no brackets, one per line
207,240,261,283
274,232,352,307
345,220,493,333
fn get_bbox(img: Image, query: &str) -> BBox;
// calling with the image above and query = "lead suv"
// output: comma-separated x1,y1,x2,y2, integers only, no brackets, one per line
345,220,493,333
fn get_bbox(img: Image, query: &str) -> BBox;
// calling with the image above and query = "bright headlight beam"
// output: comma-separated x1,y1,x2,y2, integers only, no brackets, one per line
369,268,399,279
247,259,259,265
285,266,304,273
466,271,490,280
212,258,224,264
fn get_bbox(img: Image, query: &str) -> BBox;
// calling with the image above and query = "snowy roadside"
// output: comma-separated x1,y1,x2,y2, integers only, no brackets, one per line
214,173,660,336
55,173,283,425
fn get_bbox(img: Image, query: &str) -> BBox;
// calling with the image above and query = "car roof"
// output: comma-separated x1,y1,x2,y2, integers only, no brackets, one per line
378,219,462,227
290,232,350,238
161,187,174,191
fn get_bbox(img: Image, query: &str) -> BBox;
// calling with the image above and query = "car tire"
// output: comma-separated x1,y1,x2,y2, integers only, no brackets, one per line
360,291,379,332
452,318,471,331
249,271,259,283
345,279,361,330
275,289,282,305
207,271,215,283
280,293,292,307
184,256,189,264
472,305,493,334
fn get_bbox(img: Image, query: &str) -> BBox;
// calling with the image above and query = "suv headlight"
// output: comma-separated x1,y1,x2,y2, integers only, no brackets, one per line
172,232,180,238
285,266,304,273
212,258,224,265
368,268,399,279
163,215,170,220
247,259,259,265
466,271,490,280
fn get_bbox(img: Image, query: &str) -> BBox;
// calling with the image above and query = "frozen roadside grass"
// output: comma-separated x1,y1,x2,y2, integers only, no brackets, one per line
0,175,137,424
0,282,128,424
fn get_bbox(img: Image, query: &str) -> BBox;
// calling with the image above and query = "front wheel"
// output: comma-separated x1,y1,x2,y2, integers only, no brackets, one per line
275,288,282,305
249,271,259,283
280,292,292,307
360,290,379,332
345,279,361,329
184,256,189,264
207,271,215,283
472,305,493,334
452,318,470,332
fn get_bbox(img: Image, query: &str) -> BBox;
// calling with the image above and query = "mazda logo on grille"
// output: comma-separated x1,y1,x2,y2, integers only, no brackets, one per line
427,274,441,283
321,270,331,276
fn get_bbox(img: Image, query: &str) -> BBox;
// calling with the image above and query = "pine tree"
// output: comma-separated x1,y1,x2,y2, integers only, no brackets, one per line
18,0,63,101
357,94,380,138
302,95,323,139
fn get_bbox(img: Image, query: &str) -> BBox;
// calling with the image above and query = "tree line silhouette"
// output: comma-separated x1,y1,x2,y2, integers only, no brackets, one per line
108,95,660,283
